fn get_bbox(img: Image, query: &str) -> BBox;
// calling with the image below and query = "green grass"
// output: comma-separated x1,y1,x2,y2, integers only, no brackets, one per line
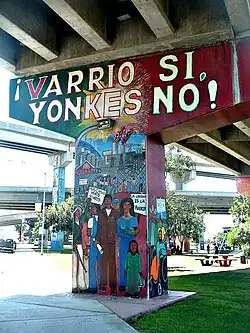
133,269,250,333
34,248,72,254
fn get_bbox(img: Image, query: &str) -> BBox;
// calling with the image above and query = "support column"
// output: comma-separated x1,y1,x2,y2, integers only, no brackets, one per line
49,152,73,205
146,135,168,297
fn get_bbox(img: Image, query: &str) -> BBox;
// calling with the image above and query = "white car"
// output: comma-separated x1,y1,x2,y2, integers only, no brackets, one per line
34,238,39,246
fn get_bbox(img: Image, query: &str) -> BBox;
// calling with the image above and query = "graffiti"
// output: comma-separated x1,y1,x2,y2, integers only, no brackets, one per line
73,132,147,297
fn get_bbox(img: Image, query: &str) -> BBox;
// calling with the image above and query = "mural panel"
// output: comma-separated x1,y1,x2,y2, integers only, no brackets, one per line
9,43,233,139
73,132,147,297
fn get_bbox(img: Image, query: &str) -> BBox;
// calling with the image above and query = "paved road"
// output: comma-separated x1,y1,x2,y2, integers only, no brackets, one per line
0,245,137,333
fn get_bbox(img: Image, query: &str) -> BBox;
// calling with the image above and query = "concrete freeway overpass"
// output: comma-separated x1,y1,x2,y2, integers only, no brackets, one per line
175,191,238,214
0,186,72,211
0,121,74,155
0,185,237,214
0,212,37,227
1,1,250,177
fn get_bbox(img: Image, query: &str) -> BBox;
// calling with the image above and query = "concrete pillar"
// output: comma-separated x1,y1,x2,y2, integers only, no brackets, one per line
72,132,168,299
146,135,168,297
50,151,72,205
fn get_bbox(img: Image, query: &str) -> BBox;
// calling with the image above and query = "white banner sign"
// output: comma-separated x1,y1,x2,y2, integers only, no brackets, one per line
131,194,146,215
88,187,106,205
79,179,88,185
156,198,166,213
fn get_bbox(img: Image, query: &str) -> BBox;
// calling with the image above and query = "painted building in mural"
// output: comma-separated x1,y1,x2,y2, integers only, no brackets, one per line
8,42,237,298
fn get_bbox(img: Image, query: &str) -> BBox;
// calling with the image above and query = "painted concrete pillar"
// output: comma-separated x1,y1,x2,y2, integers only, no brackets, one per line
52,165,65,205
72,131,167,298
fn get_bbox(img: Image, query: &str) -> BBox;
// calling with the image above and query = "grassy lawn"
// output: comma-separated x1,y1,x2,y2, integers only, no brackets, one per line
34,248,72,254
133,269,250,333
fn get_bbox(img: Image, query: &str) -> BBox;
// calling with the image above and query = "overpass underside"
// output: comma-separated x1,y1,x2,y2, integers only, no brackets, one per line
1,0,250,173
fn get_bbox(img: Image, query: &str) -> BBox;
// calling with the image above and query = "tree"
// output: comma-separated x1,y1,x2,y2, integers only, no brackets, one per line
15,223,29,239
227,195,250,255
166,191,206,252
36,196,74,236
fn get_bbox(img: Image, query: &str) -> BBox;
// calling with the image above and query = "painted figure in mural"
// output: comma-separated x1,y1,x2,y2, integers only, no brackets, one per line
129,178,137,193
112,198,120,211
72,202,91,291
87,204,101,291
156,229,167,259
121,179,127,192
95,194,119,294
117,198,139,289
125,240,142,297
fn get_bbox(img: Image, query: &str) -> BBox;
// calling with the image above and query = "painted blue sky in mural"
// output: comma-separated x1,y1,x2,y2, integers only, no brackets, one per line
80,134,145,156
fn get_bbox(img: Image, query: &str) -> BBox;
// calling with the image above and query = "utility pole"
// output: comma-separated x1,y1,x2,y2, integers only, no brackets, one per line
41,172,46,256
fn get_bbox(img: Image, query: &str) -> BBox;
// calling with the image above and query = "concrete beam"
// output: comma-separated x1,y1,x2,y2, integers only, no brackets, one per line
16,0,232,75
43,0,109,50
131,0,174,38
224,0,250,34
234,119,250,138
199,131,250,166
0,0,58,61
0,29,19,72
176,141,241,175
220,125,250,141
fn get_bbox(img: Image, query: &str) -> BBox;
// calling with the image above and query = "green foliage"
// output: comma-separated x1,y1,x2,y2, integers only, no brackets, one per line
165,147,195,182
15,223,29,237
36,196,74,233
166,191,205,243
228,195,250,254
229,195,250,225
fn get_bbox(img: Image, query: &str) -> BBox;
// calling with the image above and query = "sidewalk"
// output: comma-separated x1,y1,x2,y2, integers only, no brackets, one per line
0,294,137,333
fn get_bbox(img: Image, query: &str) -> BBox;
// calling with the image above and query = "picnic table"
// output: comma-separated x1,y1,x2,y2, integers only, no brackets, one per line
196,254,237,267
195,255,218,266
215,255,236,267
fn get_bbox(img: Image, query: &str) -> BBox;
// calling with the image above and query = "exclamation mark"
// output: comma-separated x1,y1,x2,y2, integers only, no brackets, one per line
208,80,218,110
14,79,21,101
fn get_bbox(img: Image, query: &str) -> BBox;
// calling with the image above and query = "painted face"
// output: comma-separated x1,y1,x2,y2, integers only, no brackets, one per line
123,202,131,214
104,196,112,206
130,242,137,254
113,204,119,210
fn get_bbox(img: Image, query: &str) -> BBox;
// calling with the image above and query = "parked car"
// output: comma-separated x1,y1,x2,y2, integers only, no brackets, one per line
34,238,39,246
0,238,15,253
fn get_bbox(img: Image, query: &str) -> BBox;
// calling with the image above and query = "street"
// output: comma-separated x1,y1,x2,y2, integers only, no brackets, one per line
0,245,137,333
0,244,71,297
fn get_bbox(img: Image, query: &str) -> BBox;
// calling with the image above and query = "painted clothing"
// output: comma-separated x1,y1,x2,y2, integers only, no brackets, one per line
117,215,139,286
88,215,100,289
95,208,119,287
125,252,142,294
156,241,167,258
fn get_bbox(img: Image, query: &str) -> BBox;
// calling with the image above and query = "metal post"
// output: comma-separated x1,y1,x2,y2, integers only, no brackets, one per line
41,172,46,256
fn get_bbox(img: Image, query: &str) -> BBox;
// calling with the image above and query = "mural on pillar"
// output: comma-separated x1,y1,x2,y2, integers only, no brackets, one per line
73,132,147,297
148,196,168,297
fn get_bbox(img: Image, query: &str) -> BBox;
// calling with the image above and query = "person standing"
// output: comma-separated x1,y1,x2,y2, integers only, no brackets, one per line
207,243,210,254
125,240,142,297
88,204,101,291
117,198,139,289
95,194,119,294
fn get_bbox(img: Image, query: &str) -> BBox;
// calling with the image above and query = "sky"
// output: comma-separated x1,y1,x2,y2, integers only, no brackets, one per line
0,68,233,239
